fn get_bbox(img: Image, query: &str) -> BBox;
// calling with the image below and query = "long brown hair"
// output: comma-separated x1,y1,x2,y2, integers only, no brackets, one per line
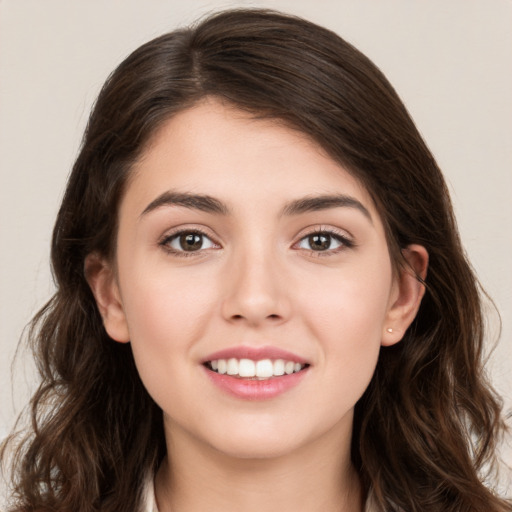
2,9,510,512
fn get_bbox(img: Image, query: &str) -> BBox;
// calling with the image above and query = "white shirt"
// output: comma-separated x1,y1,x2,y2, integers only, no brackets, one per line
143,476,158,512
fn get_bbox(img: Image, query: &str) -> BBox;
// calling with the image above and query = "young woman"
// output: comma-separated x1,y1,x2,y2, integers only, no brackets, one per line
2,9,510,512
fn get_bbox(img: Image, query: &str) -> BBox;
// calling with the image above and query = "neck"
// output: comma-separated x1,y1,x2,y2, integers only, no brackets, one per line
154,421,363,512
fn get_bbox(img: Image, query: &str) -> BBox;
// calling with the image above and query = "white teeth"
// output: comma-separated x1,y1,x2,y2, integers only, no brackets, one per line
208,358,306,379
273,359,285,376
256,359,274,378
239,358,256,377
217,359,227,374
226,358,239,375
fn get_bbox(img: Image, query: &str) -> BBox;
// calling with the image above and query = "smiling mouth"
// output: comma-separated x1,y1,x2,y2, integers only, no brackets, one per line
204,358,309,380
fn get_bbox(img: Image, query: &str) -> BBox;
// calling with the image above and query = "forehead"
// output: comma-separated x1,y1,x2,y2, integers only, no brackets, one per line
126,99,378,219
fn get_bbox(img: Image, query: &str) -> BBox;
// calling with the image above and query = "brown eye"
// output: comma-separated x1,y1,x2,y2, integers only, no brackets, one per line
163,231,217,253
296,231,352,253
179,233,203,251
308,234,331,251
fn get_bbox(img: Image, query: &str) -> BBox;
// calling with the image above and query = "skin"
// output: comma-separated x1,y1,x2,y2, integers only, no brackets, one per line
87,98,428,512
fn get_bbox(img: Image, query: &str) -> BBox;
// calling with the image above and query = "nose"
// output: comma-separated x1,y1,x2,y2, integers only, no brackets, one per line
221,248,291,327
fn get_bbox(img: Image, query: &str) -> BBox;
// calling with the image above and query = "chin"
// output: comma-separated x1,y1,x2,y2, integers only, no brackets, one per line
211,436,302,461
203,416,330,462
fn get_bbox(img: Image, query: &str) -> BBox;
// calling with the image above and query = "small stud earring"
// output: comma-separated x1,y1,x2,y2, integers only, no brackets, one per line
386,328,393,333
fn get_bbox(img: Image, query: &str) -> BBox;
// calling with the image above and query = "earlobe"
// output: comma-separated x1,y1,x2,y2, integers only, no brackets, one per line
382,244,429,347
84,253,130,343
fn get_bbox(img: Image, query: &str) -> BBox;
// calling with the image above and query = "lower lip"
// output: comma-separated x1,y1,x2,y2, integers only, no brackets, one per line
203,366,309,400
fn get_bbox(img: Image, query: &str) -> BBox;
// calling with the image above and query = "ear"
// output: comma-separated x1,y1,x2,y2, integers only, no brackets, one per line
84,253,130,343
382,244,429,347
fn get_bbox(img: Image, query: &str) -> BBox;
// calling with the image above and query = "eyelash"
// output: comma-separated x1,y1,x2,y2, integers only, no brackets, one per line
294,227,355,257
159,227,355,258
159,228,218,258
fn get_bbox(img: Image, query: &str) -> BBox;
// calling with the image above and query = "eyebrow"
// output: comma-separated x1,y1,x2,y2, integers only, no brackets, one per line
140,191,229,217
140,191,372,222
281,194,372,222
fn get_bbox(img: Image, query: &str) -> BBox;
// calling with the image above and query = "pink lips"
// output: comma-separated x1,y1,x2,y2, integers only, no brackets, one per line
202,346,310,400
203,346,308,365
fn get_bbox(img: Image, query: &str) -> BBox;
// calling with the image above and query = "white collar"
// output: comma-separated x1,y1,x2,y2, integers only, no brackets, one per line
143,473,159,512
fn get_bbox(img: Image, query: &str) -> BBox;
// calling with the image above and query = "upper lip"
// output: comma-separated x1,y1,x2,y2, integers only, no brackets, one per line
202,346,309,365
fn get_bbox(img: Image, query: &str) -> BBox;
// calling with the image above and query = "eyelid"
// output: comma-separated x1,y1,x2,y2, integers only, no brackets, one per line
292,225,355,255
294,224,354,241
158,225,222,257
157,224,355,258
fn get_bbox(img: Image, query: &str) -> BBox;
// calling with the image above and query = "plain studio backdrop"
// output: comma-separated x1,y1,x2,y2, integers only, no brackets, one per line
0,0,511,499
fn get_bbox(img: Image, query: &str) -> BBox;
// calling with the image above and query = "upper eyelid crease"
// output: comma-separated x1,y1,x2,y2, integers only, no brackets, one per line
297,230,355,249
159,229,219,257
160,228,353,257
160,228,218,245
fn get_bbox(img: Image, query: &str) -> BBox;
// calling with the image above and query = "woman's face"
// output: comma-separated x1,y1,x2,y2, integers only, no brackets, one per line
92,99,423,461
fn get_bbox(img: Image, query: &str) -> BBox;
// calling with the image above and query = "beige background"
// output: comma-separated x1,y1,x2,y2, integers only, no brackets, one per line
1,0,511,495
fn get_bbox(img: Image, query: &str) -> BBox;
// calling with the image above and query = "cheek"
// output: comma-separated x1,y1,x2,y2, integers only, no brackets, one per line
118,265,219,382
298,258,393,383
122,259,219,330
301,257,392,335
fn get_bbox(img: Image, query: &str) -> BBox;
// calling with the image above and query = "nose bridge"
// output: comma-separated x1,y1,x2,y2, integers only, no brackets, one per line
222,234,289,326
